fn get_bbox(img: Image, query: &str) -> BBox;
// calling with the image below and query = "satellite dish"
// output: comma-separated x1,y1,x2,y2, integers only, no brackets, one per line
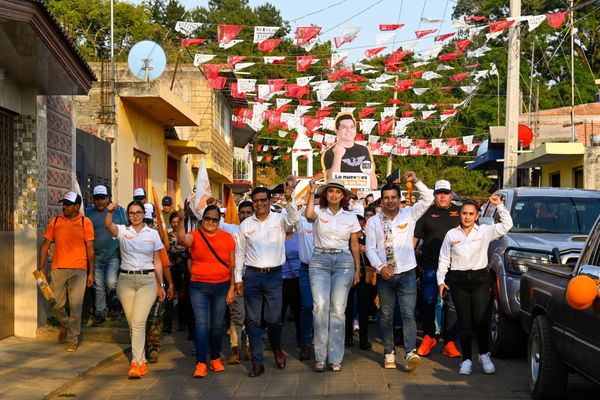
127,40,167,81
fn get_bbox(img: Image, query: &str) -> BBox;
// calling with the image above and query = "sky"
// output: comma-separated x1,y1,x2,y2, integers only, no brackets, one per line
130,0,458,62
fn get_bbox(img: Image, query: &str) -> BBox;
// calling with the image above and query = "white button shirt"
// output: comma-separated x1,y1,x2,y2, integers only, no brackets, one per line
296,214,315,265
365,180,434,274
235,202,299,283
313,207,361,250
437,203,513,285
116,224,164,271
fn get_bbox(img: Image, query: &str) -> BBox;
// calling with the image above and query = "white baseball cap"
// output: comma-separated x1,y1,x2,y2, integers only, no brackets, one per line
133,188,146,198
59,191,82,205
434,180,452,194
144,203,154,219
93,185,108,197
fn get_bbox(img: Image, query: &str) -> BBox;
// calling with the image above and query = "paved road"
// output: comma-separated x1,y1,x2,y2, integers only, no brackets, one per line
49,325,599,400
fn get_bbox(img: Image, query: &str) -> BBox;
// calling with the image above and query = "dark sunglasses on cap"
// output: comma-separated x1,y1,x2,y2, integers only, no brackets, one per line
203,216,220,224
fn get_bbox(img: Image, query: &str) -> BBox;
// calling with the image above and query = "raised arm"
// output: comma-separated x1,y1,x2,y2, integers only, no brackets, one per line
489,195,513,239
104,203,120,237
305,178,317,222
176,208,194,247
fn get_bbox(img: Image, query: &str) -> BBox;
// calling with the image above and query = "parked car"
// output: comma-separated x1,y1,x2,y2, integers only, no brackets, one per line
480,187,600,357
519,215,600,399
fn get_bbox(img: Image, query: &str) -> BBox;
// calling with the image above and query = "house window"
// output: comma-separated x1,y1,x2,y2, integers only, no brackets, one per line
133,149,149,193
550,171,560,187
573,166,584,188
167,156,178,199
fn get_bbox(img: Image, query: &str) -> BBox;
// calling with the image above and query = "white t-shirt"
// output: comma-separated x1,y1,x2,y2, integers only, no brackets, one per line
115,224,164,271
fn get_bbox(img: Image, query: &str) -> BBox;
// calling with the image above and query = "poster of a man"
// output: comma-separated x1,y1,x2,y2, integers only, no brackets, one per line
322,112,378,190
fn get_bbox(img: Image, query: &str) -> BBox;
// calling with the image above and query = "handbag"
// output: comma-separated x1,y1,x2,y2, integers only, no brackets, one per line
197,229,230,271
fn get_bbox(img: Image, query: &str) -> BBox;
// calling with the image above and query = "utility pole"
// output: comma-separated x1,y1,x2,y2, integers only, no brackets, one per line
570,0,576,142
386,75,399,177
503,0,521,188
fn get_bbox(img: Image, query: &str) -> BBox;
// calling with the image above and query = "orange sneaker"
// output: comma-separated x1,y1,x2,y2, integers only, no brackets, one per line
442,341,462,358
209,358,225,372
417,335,437,356
140,361,148,376
194,362,207,378
128,362,141,379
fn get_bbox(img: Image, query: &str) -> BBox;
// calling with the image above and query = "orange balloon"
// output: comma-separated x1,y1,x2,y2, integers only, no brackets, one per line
566,275,598,310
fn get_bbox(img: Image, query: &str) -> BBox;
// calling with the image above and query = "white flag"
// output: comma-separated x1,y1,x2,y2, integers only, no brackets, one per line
413,88,430,96
462,135,474,145
297,76,315,86
422,110,437,119
235,62,255,71
312,132,324,143
366,102,381,106
468,26,487,38
376,31,397,46
253,26,280,43
317,88,334,101
193,54,216,66
175,21,204,36
452,19,470,30
276,98,292,109
320,101,336,109
360,119,377,135
330,52,348,68
264,56,286,64
294,105,312,117
422,71,442,80
526,15,546,32
191,159,212,219
278,130,288,138
402,40,421,51
460,85,477,94
219,39,243,49
381,107,396,118
324,134,337,145
237,79,256,93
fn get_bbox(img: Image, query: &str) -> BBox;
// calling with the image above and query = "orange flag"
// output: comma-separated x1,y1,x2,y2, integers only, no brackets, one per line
224,192,240,225
152,187,171,267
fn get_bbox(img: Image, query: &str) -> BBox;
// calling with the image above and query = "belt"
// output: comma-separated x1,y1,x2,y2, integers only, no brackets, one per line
246,265,282,273
315,248,348,254
120,269,154,275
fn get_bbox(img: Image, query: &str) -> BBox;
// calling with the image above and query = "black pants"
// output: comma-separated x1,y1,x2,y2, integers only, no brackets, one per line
447,269,491,361
282,277,302,346
345,281,377,343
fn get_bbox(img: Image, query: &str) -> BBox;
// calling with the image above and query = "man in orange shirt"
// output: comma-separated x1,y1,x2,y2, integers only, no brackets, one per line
39,192,95,352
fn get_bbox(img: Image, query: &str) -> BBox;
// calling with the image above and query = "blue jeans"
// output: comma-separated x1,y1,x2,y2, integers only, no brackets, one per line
94,258,120,318
377,268,418,355
189,281,230,364
243,268,283,365
309,250,354,364
299,263,313,346
422,266,458,342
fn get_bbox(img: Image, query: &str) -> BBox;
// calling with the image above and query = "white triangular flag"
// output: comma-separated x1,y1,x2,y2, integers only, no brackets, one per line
422,71,442,80
360,119,377,135
526,15,546,32
191,158,212,219
264,56,285,64
235,62,255,71
452,19,470,30
413,88,430,96
253,26,280,43
175,21,204,36
219,39,243,49
193,54,216,66
237,79,256,93
460,85,476,94
276,98,292,109
376,31,397,46
297,76,315,86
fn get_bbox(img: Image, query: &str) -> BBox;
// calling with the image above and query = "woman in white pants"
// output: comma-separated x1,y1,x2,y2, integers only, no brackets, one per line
105,200,165,379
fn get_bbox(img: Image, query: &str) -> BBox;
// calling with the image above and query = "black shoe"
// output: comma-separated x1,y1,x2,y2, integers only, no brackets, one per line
299,344,311,361
274,348,286,369
359,340,372,351
248,363,265,377
92,315,105,327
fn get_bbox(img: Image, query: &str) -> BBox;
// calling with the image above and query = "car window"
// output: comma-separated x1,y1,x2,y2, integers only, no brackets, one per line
580,215,600,267
483,201,496,218
511,196,600,234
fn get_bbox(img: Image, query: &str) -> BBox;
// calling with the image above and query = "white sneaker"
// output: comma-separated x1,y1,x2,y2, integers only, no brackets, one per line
384,352,396,369
459,359,472,375
478,352,496,374
405,350,421,372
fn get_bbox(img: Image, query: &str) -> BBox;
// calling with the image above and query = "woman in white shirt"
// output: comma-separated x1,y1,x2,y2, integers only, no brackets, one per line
437,195,513,376
105,201,165,379
305,178,361,372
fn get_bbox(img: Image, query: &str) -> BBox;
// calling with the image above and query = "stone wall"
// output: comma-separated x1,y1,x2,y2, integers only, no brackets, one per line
584,145,600,190
46,97,73,219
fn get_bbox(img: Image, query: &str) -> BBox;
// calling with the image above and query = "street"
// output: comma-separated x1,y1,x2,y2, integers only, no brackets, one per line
49,324,599,400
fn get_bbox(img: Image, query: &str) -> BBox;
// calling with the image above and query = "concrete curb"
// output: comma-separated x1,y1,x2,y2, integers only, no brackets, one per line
43,345,131,400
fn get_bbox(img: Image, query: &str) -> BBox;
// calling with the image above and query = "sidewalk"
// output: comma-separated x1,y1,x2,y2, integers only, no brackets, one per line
0,335,128,400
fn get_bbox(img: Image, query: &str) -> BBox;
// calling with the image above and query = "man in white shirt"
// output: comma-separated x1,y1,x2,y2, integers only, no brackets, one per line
296,206,315,361
365,171,433,372
235,176,299,377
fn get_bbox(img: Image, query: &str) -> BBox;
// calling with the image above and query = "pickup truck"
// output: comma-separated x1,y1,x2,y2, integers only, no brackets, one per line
519,215,600,399
480,187,600,357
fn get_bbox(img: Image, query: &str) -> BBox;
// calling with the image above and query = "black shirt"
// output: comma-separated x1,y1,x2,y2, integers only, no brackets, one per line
414,203,461,268
323,143,373,174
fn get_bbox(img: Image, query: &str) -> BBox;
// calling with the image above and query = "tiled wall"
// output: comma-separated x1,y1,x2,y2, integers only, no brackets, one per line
46,96,72,219
13,114,41,229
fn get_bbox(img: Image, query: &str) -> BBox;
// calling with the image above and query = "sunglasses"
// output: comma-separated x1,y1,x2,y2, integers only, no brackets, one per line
203,216,220,224
128,211,144,216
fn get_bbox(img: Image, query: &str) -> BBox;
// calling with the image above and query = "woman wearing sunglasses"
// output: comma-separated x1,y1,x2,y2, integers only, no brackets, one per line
177,205,236,378
105,200,166,379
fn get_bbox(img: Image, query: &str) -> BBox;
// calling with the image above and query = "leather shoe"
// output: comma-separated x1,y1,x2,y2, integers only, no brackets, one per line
274,348,286,369
247,363,264,377
298,344,311,361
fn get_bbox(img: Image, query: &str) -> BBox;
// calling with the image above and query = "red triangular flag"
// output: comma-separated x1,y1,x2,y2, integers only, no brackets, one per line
180,38,206,47
359,107,376,119
285,84,310,99
449,72,470,82
489,20,515,33
268,79,286,93
258,38,281,52
393,80,415,92
217,24,243,44
384,50,410,67
415,29,437,39
546,12,568,28
408,70,425,78
388,99,403,105
454,39,472,54
434,32,456,42
227,56,248,66
364,47,387,59
379,24,404,31
203,64,222,79
464,15,488,22
378,118,394,135
438,53,460,62
296,55,316,72
207,76,227,90
296,26,321,46
342,83,360,91
230,83,246,99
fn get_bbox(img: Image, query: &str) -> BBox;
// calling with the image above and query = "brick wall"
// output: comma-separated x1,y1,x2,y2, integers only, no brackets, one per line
46,96,73,219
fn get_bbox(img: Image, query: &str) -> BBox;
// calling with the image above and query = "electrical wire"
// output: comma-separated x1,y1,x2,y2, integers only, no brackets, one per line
322,0,385,35
289,0,350,23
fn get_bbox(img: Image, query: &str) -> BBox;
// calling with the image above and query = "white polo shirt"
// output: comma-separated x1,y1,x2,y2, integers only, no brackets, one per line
365,180,433,274
235,202,299,283
313,207,361,250
437,203,513,285
115,224,164,271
